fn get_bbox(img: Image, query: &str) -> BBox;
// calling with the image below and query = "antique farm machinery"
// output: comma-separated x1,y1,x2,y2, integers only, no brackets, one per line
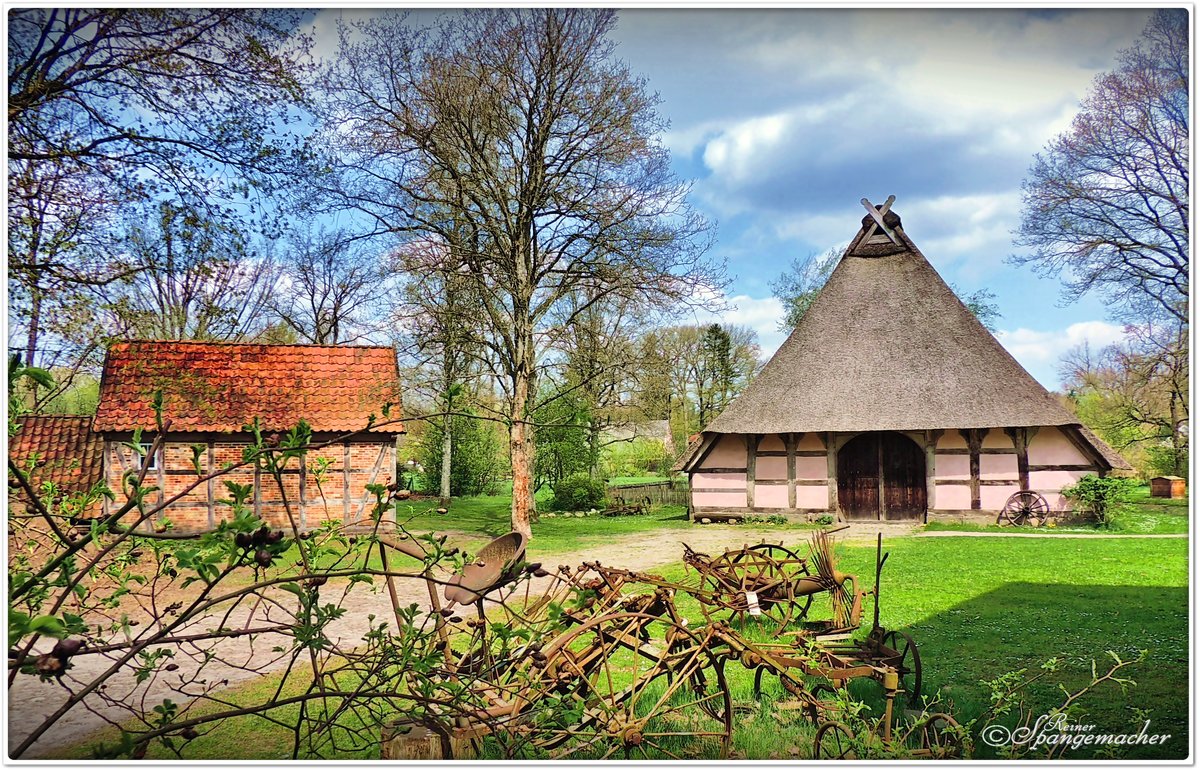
377,527,958,760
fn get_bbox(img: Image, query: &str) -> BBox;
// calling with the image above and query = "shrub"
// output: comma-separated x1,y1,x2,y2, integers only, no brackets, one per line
816,514,835,526
550,473,607,511
1061,474,1139,529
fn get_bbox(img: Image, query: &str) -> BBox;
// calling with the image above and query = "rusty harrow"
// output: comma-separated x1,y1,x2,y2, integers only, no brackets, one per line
378,528,957,760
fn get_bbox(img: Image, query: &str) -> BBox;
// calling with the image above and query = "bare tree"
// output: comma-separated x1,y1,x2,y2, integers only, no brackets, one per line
394,239,489,504
7,9,314,407
101,202,279,341
315,9,719,537
1013,9,1188,325
270,230,386,345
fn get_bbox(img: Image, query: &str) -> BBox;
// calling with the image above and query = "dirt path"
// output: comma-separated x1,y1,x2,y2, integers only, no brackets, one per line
10,521,920,757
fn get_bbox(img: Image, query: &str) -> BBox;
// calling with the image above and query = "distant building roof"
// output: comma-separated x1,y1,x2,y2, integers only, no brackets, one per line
93,341,403,434
10,415,104,493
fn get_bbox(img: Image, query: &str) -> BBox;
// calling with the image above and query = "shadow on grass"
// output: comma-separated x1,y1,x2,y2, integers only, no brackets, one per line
895,582,1187,760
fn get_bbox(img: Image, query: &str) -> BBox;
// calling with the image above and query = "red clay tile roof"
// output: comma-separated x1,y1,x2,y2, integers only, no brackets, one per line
10,415,104,493
92,342,404,434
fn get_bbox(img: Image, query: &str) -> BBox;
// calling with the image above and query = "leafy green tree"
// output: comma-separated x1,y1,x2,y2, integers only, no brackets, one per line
417,412,506,497
533,389,595,492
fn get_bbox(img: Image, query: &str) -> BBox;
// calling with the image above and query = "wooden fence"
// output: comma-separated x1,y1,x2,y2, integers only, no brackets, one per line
607,480,689,507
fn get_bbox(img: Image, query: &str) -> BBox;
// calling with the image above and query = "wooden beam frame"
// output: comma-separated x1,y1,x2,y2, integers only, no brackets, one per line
785,432,798,509
960,428,987,510
745,434,761,509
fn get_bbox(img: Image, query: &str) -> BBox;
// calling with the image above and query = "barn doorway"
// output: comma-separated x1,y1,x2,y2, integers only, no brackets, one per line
837,432,926,521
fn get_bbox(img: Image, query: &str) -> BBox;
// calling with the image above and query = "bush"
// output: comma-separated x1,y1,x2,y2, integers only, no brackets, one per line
816,514,835,526
1061,474,1139,529
550,473,607,511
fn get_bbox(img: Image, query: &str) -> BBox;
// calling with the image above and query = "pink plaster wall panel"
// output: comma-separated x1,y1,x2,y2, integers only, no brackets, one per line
756,456,787,480
1030,469,1090,493
701,434,747,467
796,457,827,479
693,490,747,507
1042,492,1072,511
693,472,747,489
758,434,785,452
797,485,829,509
936,455,970,480
937,431,968,450
1027,427,1090,465
980,485,1020,510
980,454,1018,480
755,485,789,508
981,430,1013,449
797,433,826,451
933,486,971,509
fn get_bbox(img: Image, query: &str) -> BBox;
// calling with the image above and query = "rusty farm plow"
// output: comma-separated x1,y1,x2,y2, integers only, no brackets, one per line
377,527,958,760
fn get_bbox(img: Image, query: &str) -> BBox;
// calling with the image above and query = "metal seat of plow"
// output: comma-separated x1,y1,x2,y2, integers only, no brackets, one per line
444,531,528,607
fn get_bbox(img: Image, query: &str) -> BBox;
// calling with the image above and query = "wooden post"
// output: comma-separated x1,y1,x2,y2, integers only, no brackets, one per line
785,432,798,510
745,434,760,509
206,442,216,529
824,432,838,512
961,428,986,510
923,430,941,515
1005,427,1038,491
298,449,307,531
342,441,351,524
253,459,262,519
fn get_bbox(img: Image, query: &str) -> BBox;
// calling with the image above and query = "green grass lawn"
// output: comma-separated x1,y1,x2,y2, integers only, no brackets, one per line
51,532,1187,761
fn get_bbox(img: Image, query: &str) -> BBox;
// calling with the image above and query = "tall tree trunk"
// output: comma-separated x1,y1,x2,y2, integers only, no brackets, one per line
440,410,452,505
25,286,41,369
1169,391,1184,476
510,372,534,539
588,419,602,479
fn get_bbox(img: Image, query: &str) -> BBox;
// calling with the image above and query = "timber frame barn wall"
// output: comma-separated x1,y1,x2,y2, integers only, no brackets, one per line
687,425,1108,523
102,431,398,532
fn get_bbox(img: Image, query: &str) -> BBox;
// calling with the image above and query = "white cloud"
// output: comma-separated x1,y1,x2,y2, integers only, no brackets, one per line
995,320,1129,386
686,293,789,359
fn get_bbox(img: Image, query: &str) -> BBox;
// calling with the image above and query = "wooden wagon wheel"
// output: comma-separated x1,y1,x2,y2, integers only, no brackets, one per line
521,612,732,760
904,712,962,759
814,720,857,759
997,490,1050,527
881,630,922,703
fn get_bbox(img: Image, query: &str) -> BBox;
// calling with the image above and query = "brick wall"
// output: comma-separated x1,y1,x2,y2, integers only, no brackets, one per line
103,437,397,532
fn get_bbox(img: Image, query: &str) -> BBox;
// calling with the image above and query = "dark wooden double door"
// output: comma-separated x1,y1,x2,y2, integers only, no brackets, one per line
837,432,926,521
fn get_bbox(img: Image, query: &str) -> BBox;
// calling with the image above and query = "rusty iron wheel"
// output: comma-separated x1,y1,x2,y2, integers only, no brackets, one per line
998,490,1050,527
907,712,962,758
520,612,732,760
696,545,804,633
814,720,857,759
881,630,922,703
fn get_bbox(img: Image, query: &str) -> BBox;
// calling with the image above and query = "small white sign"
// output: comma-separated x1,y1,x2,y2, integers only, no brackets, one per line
746,591,762,616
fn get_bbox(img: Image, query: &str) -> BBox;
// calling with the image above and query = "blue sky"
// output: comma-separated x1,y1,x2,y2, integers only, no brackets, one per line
602,7,1155,389
308,7,1157,390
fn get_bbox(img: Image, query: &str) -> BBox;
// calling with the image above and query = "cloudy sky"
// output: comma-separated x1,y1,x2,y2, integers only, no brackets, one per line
601,7,1154,388
310,7,1155,389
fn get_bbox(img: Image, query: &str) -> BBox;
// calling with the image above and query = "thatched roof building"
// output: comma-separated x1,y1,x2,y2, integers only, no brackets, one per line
679,200,1129,524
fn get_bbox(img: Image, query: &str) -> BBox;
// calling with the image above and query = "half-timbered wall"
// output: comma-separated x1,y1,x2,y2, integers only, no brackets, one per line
103,435,397,532
689,425,1103,520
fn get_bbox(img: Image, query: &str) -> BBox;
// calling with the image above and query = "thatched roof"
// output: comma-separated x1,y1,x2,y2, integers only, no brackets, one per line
702,206,1118,456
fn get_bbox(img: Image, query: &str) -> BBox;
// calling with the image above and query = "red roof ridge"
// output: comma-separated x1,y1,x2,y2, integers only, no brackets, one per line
111,340,395,351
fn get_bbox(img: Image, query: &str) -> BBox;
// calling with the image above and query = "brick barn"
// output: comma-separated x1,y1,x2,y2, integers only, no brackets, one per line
92,341,404,532
677,200,1130,524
